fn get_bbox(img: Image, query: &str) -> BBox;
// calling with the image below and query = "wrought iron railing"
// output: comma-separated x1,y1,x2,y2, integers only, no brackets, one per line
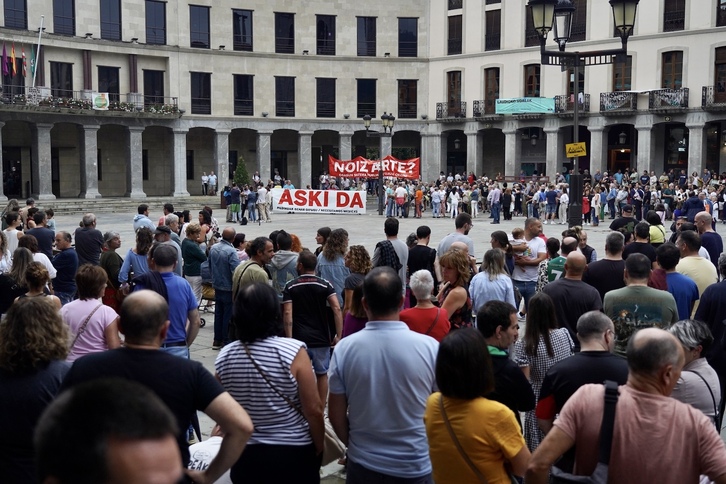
398,103,417,119
276,102,295,117
275,37,295,54
600,91,637,112
317,41,335,56
473,100,498,117
316,102,335,118
436,101,466,119
448,0,463,9
191,97,211,115
649,88,688,109
663,10,685,32
702,85,726,109
234,99,253,116
554,94,590,113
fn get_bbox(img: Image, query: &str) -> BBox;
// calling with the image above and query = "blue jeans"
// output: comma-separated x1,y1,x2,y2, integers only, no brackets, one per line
491,201,501,223
513,279,536,312
161,345,189,359
214,289,233,343
55,291,76,306
247,203,257,221
432,200,440,217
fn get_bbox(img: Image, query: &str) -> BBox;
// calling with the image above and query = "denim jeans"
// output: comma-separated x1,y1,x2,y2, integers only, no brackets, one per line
214,289,233,343
432,200,440,217
247,203,257,221
161,345,189,359
55,291,76,306
513,279,536,312
491,201,501,223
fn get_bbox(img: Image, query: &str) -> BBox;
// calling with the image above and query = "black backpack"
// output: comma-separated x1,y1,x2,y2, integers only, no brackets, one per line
240,216,248,225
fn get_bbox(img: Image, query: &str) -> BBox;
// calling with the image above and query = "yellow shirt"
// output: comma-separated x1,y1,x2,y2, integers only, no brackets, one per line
649,224,666,244
424,393,525,484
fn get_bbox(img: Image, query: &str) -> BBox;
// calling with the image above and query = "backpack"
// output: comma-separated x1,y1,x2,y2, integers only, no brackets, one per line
240,216,248,225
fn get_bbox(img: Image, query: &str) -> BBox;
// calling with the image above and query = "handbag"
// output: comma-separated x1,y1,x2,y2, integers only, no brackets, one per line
439,394,488,483
242,344,346,466
550,380,620,483
69,303,104,350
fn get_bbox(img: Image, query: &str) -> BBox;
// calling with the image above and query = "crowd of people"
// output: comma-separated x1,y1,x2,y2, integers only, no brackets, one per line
2,162,726,484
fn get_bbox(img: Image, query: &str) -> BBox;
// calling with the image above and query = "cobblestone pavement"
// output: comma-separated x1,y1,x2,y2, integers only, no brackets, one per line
49,201,726,481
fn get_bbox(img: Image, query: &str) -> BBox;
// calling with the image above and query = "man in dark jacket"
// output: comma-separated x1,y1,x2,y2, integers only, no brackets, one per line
682,190,705,222
478,300,535,429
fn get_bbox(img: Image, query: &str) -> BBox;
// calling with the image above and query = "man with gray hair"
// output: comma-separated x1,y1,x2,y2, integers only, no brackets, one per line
527,328,726,483
165,212,181,246
73,213,104,266
582,231,626,302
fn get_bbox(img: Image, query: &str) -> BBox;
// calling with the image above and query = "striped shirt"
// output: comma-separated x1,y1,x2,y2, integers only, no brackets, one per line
215,337,311,446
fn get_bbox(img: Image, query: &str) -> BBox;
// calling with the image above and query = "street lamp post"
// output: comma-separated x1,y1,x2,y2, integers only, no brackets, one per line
528,0,639,227
363,112,395,215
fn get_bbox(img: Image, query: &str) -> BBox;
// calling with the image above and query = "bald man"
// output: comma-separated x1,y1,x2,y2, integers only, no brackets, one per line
695,212,723,269
527,328,726,483
542,252,602,349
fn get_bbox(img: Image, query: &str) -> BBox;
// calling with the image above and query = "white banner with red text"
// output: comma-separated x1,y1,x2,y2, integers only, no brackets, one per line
270,188,367,215
328,155,420,179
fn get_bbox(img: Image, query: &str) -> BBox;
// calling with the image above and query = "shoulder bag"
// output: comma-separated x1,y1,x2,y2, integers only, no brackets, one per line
550,380,620,483
439,394,489,483
688,369,722,430
424,309,441,336
69,303,104,350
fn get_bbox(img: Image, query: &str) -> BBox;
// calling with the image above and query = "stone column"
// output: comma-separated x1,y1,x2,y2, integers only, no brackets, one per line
420,132,442,182
465,130,482,177
257,131,272,183
172,129,190,197
0,122,7,201
298,131,313,189
686,120,706,176
31,123,55,200
635,124,654,175
79,125,102,198
126,126,146,198
338,131,353,162
215,129,230,187
503,123,520,177
544,126,561,179
588,126,607,177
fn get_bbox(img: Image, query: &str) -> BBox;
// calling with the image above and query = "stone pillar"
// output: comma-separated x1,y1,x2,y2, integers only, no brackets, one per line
588,126,607,177
339,131,353,162
126,127,146,198
172,129,190,197
503,123,520,177
544,126,561,179
79,125,102,198
686,121,706,176
31,123,55,200
257,131,272,183
420,132,442,182
215,129,230,187
298,131,313,189
0,122,7,201
465,130,482,177
635,124,654,175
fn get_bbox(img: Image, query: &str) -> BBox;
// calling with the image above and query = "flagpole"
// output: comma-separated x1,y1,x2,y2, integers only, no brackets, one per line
31,15,43,88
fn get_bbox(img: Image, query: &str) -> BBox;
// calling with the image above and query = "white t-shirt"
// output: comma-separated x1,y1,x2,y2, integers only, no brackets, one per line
513,236,546,282
187,436,232,484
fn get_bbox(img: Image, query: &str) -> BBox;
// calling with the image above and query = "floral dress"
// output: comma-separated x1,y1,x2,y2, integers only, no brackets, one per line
441,285,472,330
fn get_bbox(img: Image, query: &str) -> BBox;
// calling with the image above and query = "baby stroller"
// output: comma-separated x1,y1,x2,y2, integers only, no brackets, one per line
198,260,215,326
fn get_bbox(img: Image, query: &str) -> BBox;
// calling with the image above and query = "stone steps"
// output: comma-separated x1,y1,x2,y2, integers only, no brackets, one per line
27,196,223,215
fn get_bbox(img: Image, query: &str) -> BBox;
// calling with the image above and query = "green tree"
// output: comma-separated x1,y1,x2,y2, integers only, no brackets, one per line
234,155,251,186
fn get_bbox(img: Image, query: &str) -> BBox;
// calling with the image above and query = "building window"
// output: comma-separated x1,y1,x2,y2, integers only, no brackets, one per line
275,76,295,117
661,51,683,89
233,74,253,115
449,0,462,9
525,8,539,47
50,62,73,97
569,0,587,42
484,67,499,114
357,78,376,117
98,66,120,102
664,0,685,32
448,15,462,55
317,15,335,55
524,64,540,97
398,18,418,57
612,56,632,91
191,72,211,114
316,78,335,118
2,56,24,96
567,67,585,99
186,150,194,180
100,0,121,40
143,69,164,106
398,80,417,119
146,0,166,45
485,9,501,51
4,0,27,29
447,71,462,116
486,0,501,3
715,48,726,103
53,0,75,36
275,12,295,54
190,5,210,49
719,1,726,27
357,17,376,56
232,9,253,52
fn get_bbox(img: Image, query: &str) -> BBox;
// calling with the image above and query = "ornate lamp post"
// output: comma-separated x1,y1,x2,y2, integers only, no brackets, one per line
528,0,639,227
363,112,395,215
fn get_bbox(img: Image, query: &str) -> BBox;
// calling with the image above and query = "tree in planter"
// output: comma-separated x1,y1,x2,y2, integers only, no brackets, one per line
233,156,251,187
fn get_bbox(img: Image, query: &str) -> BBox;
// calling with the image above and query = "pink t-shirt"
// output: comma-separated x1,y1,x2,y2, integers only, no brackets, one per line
61,298,119,362
555,384,726,483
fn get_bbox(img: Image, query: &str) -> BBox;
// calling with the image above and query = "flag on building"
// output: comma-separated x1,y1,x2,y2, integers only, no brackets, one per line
21,46,26,77
10,43,16,77
1,43,7,77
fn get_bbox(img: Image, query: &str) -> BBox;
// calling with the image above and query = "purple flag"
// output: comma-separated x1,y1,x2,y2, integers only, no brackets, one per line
1,43,7,77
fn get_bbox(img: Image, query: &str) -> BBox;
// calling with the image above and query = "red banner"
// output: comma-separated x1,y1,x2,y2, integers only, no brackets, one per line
328,155,420,179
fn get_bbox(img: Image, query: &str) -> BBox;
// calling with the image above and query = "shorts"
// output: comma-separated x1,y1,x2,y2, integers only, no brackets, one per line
546,203,557,214
307,346,331,375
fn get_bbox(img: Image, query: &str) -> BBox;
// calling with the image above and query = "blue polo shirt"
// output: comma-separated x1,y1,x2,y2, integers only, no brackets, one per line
134,272,197,344
329,321,438,478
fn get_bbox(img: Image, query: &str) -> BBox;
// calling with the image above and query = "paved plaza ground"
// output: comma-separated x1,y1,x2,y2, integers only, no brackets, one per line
47,200,726,482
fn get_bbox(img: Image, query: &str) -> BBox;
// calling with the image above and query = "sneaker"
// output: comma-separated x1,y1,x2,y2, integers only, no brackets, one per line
212,341,223,350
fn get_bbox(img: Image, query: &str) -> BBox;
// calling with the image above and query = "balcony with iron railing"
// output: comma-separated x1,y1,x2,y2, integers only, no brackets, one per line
702,86,726,111
473,100,502,119
191,97,211,115
234,99,253,116
275,37,295,54
663,10,685,32
649,88,689,111
436,101,466,120
448,0,462,9
317,40,335,56
276,101,295,117
398,102,417,119
554,94,590,114
600,91,638,115
316,102,335,118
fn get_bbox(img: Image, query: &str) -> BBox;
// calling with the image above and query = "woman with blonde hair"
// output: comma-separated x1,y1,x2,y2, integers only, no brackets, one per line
470,248,516,313
342,245,371,317
437,248,473,330
0,297,70,482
